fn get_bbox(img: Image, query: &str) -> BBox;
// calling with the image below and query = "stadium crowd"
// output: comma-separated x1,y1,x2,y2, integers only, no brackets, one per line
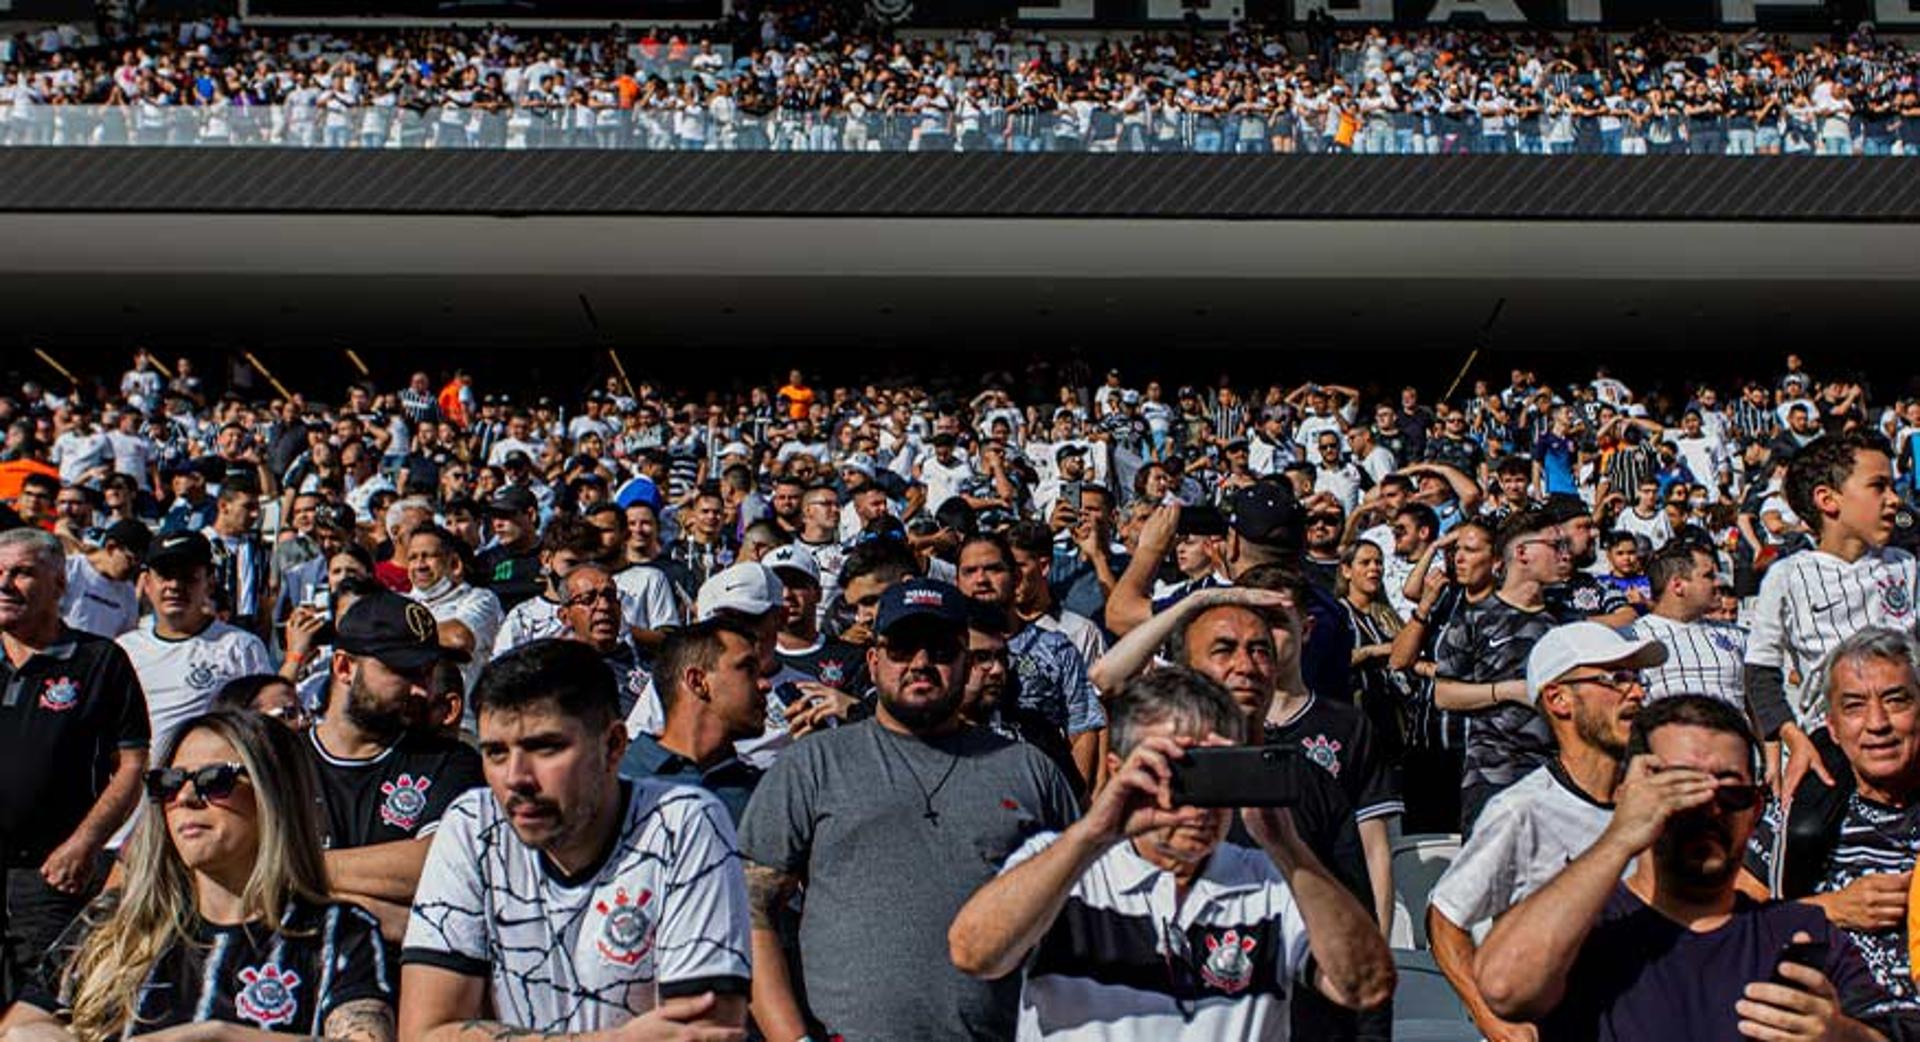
0,347,1919,1041
6,13,1920,152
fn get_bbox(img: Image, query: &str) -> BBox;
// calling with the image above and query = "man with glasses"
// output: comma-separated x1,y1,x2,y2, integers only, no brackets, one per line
306,592,484,940
1312,433,1369,514
558,563,650,720
1475,695,1901,1041
1300,495,1346,594
12,474,58,531
1429,622,1666,1042
739,579,1079,1042
1433,508,1581,832
947,667,1395,1040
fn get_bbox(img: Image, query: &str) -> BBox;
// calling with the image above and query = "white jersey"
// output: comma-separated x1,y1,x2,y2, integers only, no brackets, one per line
1003,833,1312,1042
117,618,275,756
1427,762,1615,940
1613,506,1674,550
401,781,750,1033
491,595,568,659
60,554,138,638
1745,547,1920,727
1630,612,1748,706
613,564,682,632
412,581,504,693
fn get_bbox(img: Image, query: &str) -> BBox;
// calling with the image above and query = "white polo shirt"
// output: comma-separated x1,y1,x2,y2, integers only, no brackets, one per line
1003,833,1313,1041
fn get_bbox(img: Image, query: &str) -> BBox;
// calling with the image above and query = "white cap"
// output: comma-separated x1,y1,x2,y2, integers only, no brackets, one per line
719,441,752,459
1525,622,1669,703
762,544,820,586
694,563,786,623
840,454,876,479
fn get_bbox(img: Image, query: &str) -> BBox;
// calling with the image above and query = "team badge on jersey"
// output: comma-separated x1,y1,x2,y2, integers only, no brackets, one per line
1708,628,1742,653
38,677,79,712
379,774,432,830
186,660,218,691
235,963,302,1029
1199,930,1257,994
818,659,846,686
1300,734,1343,778
1879,577,1912,618
593,887,655,966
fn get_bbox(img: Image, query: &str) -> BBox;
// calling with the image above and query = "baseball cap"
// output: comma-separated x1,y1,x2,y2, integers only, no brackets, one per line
1524,622,1669,703
502,451,533,469
146,531,212,572
614,475,662,512
719,441,752,459
1225,479,1303,549
873,579,969,638
313,502,357,533
101,520,153,559
488,486,537,516
694,563,785,623
762,544,820,587
1176,504,1228,537
840,453,877,480
335,591,470,670
1055,443,1087,464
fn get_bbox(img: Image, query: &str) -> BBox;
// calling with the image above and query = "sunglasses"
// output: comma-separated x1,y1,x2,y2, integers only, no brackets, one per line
880,633,964,665
1308,513,1343,526
145,763,250,805
1709,782,1765,813
1563,669,1644,694
259,703,311,726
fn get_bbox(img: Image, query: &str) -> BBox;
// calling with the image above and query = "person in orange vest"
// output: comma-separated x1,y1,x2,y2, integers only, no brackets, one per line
437,372,473,428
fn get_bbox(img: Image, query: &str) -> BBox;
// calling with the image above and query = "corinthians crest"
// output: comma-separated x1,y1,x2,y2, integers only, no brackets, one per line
379,774,432,830
1199,930,1257,994
594,888,655,966
235,963,302,1029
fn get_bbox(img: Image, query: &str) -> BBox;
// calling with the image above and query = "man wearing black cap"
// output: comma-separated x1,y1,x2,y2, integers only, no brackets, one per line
1540,494,1637,627
476,485,542,611
0,528,149,1000
117,531,275,785
58,519,148,638
308,591,484,940
739,579,1079,1042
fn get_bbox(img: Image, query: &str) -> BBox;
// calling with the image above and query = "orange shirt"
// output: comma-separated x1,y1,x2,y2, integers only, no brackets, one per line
0,459,58,503
779,384,814,420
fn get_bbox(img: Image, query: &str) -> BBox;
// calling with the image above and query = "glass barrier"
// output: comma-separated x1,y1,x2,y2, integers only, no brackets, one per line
0,104,1909,155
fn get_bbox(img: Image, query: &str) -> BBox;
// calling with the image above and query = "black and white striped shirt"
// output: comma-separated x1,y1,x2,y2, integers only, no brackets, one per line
1746,547,1920,728
1630,612,1749,707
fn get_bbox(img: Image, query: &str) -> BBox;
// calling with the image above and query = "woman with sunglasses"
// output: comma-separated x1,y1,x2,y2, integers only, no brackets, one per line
0,709,395,1042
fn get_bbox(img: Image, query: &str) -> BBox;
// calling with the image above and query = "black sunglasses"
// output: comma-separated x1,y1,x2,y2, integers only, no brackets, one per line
1710,782,1765,814
145,763,250,804
880,632,965,664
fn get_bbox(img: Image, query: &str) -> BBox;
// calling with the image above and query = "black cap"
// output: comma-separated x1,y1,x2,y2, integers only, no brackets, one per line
313,503,357,533
1176,504,1228,537
873,579,969,638
146,530,213,572
1225,479,1302,549
335,591,469,670
101,520,152,558
489,486,537,516
1540,494,1589,525
503,450,533,469
1054,443,1087,464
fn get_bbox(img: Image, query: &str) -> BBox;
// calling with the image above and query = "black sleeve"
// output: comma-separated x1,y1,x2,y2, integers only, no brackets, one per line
1345,711,1401,822
1745,664,1794,740
420,745,487,832
17,891,120,1015
318,904,399,1023
98,643,151,751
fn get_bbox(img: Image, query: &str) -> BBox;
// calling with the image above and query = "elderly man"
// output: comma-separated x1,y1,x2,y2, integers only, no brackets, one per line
948,667,1395,1040
558,563,651,720
1427,622,1665,1042
407,524,503,699
1742,628,1920,1013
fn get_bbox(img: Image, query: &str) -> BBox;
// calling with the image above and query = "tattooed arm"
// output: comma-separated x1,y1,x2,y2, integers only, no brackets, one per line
324,999,399,1042
743,860,809,1042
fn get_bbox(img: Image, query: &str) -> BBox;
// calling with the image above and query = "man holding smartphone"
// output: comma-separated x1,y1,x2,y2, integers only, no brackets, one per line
948,667,1395,1040
1474,695,1902,1041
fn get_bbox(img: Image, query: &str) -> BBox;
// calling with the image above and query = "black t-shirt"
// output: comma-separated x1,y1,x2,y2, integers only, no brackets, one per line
22,891,394,1033
775,638,871,696
306,728,485,850
476,544,542,611
0,627,149,863
1538,886,1897,1042
1266,695,1401,823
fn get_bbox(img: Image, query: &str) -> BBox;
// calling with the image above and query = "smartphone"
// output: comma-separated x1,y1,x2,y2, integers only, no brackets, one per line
1169,746,1304,808
774,681,808,709
1060,480,1084,518
1770,939,1829,987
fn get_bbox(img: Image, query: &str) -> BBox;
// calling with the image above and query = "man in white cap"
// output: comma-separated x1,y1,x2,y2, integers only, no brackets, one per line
625,561,792,766
1426,621,1665,1042
764,544,869,727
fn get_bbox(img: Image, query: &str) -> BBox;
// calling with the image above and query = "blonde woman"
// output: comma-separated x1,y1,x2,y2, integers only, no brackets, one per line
0,709,394,1042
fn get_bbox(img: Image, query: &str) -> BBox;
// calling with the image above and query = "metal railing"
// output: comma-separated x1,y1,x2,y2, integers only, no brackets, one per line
0,104,1912,154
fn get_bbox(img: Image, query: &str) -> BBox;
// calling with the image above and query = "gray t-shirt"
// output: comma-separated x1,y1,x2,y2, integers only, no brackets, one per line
739,719,1079,1042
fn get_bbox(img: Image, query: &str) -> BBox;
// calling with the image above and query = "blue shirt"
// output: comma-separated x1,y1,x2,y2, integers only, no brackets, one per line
1537,431,1579,497
617,732,761,827
1049,545,1130,631
1006,624,1106,738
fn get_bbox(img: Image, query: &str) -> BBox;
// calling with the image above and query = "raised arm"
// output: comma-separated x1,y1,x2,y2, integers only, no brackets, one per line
1088,586,1287,696
1104,501,1179,637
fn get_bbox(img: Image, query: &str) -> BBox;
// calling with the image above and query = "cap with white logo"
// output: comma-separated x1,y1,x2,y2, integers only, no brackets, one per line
763,544,820,586
694,562,786,623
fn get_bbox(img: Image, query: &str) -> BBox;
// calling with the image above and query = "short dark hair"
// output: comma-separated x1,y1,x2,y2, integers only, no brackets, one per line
654,624,728,713
472,638,618,731
1606,529,1639,550
1496,507,1556,561
840,539,917,589
1496,457,1532,479
1394,504,1440,540
1005,520,1054,560
409,523,459,554
957,533,1012,570
1625,693,1760,781
212,674,297,714
1646,542,1708,596
1785,430,1892,536
539,514,603,559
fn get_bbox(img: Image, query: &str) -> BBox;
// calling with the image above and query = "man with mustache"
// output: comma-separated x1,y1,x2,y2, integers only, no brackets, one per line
305,591,483,940
1427,622,1666,1042
1475,695,1900,1041
738,579,1080,1042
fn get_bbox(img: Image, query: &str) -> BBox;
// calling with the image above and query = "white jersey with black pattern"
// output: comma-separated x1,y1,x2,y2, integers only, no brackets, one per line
1745,547,1920,728
1630,612,1748,707
401,779,750,1033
